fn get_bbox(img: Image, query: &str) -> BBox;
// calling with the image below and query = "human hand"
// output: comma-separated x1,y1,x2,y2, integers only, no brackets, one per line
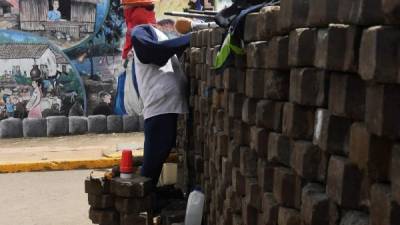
123,59,129,69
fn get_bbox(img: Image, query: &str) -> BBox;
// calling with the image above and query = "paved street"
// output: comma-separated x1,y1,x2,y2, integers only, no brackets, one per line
0,170,95,225
0,133,144,164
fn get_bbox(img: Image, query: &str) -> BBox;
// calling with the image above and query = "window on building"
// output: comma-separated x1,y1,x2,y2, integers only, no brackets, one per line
48,0,71,20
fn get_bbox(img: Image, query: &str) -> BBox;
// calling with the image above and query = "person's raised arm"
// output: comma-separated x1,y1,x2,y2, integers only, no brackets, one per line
131,25,191,67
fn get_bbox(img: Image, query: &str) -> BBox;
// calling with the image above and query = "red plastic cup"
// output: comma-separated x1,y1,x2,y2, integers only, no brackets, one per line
120,150,133,174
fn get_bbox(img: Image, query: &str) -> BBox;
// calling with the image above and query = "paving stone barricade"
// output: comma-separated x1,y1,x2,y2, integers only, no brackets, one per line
0,115,144,139
85,174,153,225
176,1,400,225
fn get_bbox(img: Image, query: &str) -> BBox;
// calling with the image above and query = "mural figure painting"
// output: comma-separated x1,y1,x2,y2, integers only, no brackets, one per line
0,40,84,120
26,72,43,118
0,0,101,49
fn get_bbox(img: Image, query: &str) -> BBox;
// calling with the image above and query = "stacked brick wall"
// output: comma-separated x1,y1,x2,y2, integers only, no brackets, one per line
177,0,400,224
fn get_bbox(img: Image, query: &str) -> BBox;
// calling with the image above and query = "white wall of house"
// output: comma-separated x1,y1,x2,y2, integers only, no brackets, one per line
0,48,58,77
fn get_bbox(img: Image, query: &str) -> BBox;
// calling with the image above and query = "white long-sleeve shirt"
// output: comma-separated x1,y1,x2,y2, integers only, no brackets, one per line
131,25,191,120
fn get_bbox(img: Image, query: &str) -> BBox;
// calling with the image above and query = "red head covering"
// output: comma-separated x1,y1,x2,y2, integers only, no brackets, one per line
122,6,156,59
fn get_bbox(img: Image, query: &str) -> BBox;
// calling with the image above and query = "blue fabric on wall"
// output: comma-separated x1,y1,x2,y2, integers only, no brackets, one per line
114,71,127,115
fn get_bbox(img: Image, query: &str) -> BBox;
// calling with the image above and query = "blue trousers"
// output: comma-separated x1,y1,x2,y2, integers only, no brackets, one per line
141,113,178,187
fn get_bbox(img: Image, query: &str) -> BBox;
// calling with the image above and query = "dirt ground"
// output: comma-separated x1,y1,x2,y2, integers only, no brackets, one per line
0,133,145,164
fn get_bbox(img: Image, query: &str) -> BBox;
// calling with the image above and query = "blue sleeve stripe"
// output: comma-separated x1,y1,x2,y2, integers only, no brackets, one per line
131,25,191,66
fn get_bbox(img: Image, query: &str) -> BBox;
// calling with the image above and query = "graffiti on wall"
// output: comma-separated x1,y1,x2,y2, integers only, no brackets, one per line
0,30,85,120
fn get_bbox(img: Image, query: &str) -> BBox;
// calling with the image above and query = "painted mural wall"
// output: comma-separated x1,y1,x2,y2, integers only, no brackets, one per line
0,0,108,50
0,30,85,120
0,0,210,119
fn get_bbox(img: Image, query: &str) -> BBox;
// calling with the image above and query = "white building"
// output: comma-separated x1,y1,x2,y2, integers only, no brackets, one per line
0,43,71,78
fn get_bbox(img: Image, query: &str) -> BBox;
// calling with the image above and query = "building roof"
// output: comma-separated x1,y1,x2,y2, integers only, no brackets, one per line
0,0,12,7
0,43,70,65
0,43,49,59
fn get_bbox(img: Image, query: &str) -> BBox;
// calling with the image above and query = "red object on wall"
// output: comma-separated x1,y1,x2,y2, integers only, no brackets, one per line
120,149,134,173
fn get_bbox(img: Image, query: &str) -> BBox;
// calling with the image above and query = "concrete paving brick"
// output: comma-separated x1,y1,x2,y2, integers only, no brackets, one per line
120,213,147,225
307,0,339,26
291,141,321,181
256,100,284,132
69,116,88,135
241,201,258,225
328,73,366,121
289,68,329,107
313,109,352,155
288,28,317,67
339,211,369,225
337,0,384,25
107,115,123,133
47,116,69,136
264,70,290,101
250,126,268,158
233,120,251,146
88,115,107,133
110,176,152,198
259,6,280,40
268,132,292,167
0,118,22,138
365,84,400,138
226,187,242,214
392,144,400,204
242,98,259,125
257,159,275,192
88,194,114,209
349,123,392,182
282,103,315,140
22,118,47,137
278,207,301,225
123,115,139,132
114,195,152,214
245,178,261,210
246,69,266,98
221,157,232,186
229,93,246,119
228,140,241,167
260,192,279,225
326,156,362,208
85,177,111,195
240,146,258,178
217,132,229,157
246,41,268,69
265,36,289,70
383,0,400,24
223,68,242,92
301,183,332,225
211,27,225,47
359,26,400,84
273,167,302,209
314,24,360,72
370,183,400,225
232,167,245,196
278,0,310,31
89,207,119,225
244,13,262,42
